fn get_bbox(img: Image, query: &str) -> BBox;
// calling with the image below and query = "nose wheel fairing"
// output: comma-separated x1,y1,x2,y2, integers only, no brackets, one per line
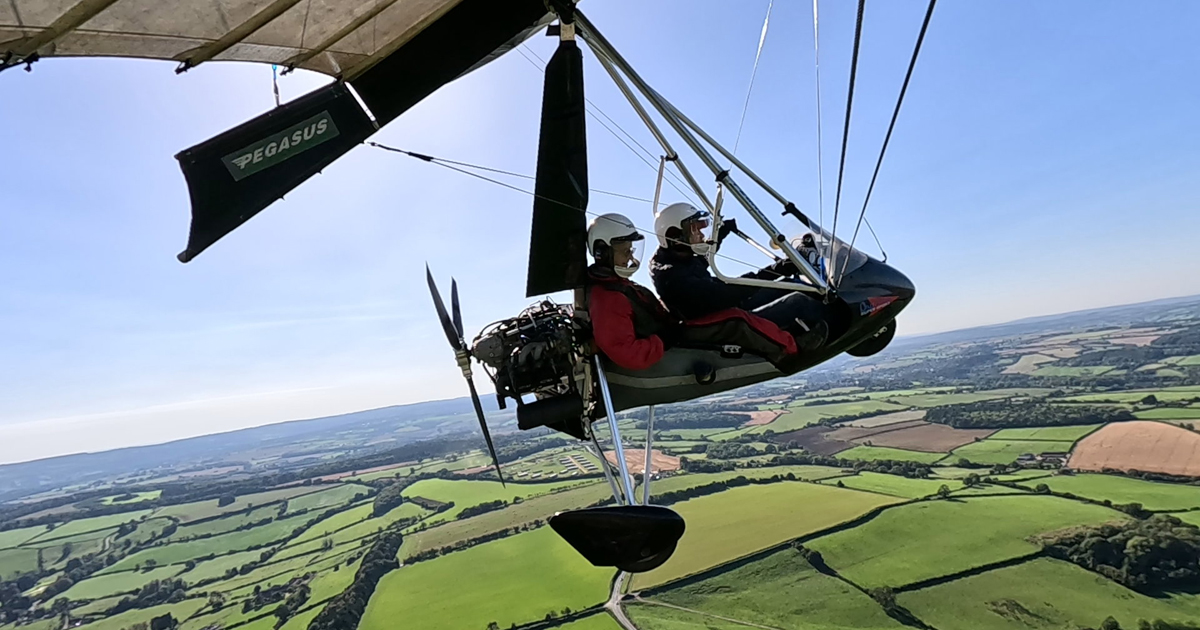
550,505,685,573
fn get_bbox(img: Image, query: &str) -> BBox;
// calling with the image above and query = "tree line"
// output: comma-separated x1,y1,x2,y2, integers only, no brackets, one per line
306,531,402,630
926,400,1133,429
1039,514,1200,592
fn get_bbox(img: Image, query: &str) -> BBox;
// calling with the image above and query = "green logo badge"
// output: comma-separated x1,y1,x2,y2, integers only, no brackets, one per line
222,112,340,181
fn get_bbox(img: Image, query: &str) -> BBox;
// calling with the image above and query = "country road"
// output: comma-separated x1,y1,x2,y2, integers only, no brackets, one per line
605,571,636,630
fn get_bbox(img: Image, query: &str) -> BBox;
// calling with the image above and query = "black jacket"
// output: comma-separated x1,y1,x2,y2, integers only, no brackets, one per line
649,247,778,321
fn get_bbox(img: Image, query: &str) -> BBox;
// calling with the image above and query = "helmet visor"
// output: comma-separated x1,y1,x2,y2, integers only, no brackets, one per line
681,211,712,246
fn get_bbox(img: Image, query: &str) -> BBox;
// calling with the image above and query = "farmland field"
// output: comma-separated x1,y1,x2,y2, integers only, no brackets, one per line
82,599,207,630
824,472,959,498
626,604,748,630
806,496,1125,589
281,483,369,513
1135,407,1200,421
550,614,622,630
153,486,323,523
647,548,904,629
167,505,281,541
59,565,184,601
1032,365,1115,377
882,390,1032,407
847,423,995,452
360,527,610,630
747,400,910,433
951,439,1076,465
632,482,900,589
898,557,1200,629
988,425,1101,441
1020,473,1200,510
843,409,927,428
0,524,47,549
1069,420,1200,475
401,478,595,524
26,510,151,542
0,548,39,580
837,445,947,463
99,491,161,505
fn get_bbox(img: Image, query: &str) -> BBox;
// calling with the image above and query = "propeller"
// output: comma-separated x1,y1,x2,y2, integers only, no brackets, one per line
425,265,505,484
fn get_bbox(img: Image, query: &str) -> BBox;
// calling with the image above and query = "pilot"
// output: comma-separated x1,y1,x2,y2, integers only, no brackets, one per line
586,213,803,372
649,202,828,352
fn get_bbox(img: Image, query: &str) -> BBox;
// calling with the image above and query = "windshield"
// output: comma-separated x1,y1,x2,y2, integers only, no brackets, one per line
786,226,870,286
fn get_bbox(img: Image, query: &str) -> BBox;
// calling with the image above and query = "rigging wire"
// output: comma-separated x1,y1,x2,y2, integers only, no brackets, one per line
368,141,782,275
366,143,655,204
828,0,866,269
809,0,830,274
514,47,701,207
732,0,774,158
838,0,937,282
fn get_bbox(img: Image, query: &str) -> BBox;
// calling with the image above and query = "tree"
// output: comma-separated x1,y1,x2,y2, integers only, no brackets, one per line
217,495,236,508
1101,617,1122,630
149,613,177,630
1035,483,1050,494
487,623,500,630
937,485,951,499
964,473,981,487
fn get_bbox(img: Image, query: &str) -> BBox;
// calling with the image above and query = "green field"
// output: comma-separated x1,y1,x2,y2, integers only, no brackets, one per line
548,614,622,630
1135,407,1200,420
125,517,176,546
648,548,904,630
989,425,1101,441
633,482,901,589
950,439,1075,465
825,472,960,499
81,598,207,630
644,466,848,497
99,490,162,505
26,510,151,542
0,548,39,580
1021,473,1200,510
282,483,369,513
838,445,948,463
288,503,373,545
1175,511,1200,527
176,548,264,584
153,486,323,523
806,496,1125,589
0,524,48,549
103,511,318,572
1032,366,1115,377
626,603,763,630
59,565,184,601
748,400,910,433
399,482,615,561
401,478,593,524
898,557,1200,629
361,527,610,630
168,505,281,541
1060,386,1200,404
882,390,1041,408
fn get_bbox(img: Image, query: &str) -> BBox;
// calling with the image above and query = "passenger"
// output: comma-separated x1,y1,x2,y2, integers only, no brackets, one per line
586,213,803,372
649,202,829,350
798,233,824,274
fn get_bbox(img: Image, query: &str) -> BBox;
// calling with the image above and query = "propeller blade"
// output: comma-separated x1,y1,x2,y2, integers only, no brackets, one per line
425,264,463,351
451,278,464,341
466,376,505,485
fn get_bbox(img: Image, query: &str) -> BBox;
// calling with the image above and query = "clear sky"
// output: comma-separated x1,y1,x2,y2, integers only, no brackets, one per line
2,0,1199,465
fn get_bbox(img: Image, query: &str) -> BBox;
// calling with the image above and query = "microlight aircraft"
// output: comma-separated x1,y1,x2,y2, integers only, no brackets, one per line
2,0,932,573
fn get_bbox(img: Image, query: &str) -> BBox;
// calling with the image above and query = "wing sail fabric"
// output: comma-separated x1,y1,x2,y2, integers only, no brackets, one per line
525,38,588,297
175,81,375,262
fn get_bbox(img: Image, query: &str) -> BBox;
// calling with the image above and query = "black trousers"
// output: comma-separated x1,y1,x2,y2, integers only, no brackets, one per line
741,289,826,331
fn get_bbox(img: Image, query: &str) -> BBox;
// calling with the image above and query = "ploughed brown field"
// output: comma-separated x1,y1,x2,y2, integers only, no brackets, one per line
734,409,787,426
1069,420,1200,476
605,449,681,474
772,425,856,456
848,423,995,452
825,420,928,442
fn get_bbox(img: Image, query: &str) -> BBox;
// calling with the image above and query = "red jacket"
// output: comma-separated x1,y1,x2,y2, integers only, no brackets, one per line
587,268,675,371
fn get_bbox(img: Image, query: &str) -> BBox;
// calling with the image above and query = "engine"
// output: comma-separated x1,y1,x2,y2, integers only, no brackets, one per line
471,301,583,409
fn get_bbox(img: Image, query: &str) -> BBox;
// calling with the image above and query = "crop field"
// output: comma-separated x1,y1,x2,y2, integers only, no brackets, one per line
176,548,264,583
806,496,1125,589
843,409,927,427
772,425,856,455
1176,511,1200,527
1060,385,1200,404
632,482,901,589
0,548,39,580
837,445,947,463
59,565,184,601
1135,407,1200,420
281,483,369,513
645,466,849,496
988,425,1102,441
1070,420,1200,476
626,604,748,630
399,481,615,560
288,503,373,545
401,478,595,525
26,510,152,542
1002,353,1057,374
647,548,904,630
0,524,48,549
83,599,208,630
849,423,996,452
823,472,959,498
102,510,319,572
1019,473,1200,510
748,400,909,433
881,390,1036,407
898,558,1200,629
361,527,610,630
1032,365,1116,377
951,439,1075,465
550,614,622,630
168,505,281,541
99,491,161,505
153,486,323,522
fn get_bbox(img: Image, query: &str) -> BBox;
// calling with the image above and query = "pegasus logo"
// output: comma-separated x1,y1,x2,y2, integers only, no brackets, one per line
222,113,338,181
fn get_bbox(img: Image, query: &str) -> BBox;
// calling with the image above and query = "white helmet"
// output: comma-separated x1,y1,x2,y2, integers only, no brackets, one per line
654,202,712,255
587,213,645,278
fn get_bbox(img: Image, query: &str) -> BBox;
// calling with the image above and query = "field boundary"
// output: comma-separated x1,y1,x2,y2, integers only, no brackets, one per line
892,550,1045,593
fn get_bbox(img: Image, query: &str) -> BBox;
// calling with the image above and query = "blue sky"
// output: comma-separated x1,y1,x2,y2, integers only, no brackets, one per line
2,0,1199,464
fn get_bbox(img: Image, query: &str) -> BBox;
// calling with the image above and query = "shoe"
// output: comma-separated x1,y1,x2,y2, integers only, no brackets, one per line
792,320,828,352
